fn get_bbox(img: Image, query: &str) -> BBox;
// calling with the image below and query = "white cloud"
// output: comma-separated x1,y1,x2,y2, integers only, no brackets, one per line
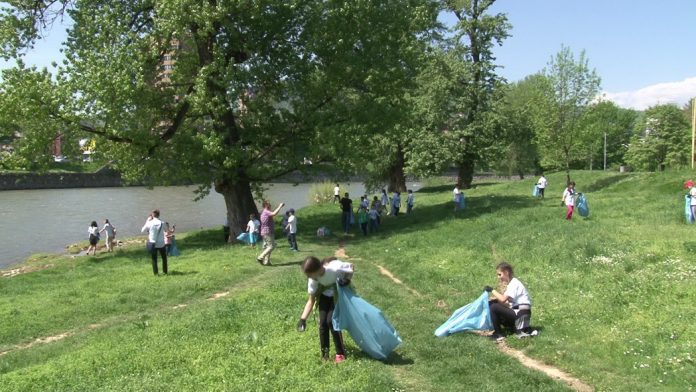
602,77,696,110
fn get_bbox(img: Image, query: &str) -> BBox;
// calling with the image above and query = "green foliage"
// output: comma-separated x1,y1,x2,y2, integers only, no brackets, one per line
536,46,601,173
624,104,691,171
577,100,637,169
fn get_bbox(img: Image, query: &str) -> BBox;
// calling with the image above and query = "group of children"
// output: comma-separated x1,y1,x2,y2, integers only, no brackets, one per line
353,189,415,236
296,254,534,362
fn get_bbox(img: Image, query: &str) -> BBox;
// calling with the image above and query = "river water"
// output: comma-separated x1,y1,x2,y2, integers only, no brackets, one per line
0,182,380,269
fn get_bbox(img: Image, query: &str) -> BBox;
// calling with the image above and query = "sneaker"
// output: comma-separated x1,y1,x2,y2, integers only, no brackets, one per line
256,258,264,265
530,330,539,337
263,260,272,266
490,333,505,342
335,354,346,363
516,331,531,339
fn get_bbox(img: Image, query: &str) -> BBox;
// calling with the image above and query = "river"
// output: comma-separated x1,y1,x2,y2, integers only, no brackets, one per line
0,182,390,269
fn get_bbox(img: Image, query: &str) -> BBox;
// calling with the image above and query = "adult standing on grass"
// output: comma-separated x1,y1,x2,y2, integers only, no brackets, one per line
86,221,100,256
485,262,535,341
257,200,284,266
340,193,353,234
142,209,168,275
297,256,353,363
537,174,548,199
562,181,576,220
99,219,116,252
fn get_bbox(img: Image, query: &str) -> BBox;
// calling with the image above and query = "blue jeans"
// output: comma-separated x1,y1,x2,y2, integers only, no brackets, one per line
369,219,378,233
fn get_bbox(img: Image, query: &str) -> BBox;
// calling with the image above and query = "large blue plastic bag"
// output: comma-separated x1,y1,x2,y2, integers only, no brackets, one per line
576,193,589,217
236,232,252,244
434,291,492,337
532,185,540,197
332,284,402,360
685,195,693,224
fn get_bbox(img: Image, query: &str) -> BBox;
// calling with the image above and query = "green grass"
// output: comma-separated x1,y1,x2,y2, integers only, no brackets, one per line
1,170,695,391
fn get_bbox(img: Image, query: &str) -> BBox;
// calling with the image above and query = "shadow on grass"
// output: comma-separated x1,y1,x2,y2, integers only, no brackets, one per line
345,349,415,365
297,193,542,247
584,174,629,192
168,270,199,276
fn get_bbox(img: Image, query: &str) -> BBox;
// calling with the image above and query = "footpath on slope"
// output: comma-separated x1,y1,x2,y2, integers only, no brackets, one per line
335,241,594,392
0,266,286,357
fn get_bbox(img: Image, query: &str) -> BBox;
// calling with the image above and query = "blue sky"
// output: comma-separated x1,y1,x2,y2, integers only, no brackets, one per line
3,0,695,110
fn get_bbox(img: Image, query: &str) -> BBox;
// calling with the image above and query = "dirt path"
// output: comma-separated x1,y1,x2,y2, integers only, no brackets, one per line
0,267,282,357
341,241,593,392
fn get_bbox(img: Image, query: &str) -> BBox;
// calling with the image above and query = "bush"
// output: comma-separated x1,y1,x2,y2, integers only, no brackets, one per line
307,181,335,205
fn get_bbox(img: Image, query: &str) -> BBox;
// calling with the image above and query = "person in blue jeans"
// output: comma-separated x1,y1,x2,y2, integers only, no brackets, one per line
339,193,352,234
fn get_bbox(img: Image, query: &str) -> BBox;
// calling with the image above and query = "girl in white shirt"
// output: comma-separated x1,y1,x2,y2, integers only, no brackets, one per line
562,181,576,220
297,256,353,363
486,262,534,341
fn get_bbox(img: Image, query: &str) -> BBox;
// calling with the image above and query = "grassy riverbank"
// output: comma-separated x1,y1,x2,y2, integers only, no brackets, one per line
1,171,694,391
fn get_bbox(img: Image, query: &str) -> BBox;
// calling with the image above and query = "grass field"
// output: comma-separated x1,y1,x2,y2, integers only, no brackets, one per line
1,170,694,391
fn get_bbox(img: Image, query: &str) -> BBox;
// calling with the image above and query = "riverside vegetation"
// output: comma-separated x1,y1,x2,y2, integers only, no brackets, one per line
1,171,694,391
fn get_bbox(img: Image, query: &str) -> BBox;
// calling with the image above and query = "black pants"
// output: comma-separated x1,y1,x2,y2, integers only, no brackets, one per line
539,187,545,198
318,294,346,357
489,302,531,334
360,222,368,235
150,246,168,275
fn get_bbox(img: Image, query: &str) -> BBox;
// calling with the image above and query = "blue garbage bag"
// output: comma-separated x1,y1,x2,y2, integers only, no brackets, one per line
576,193,589,217
168,237,180,256
434,291,492,337
236,232,252,244
685,195,694,224
332,284,402,360
533,185,540,197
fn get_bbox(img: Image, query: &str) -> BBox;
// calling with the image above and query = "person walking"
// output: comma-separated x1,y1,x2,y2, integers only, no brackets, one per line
537,174,548,198
141,209,168,275
333,184,340,203
86,221,100,256
358,206,369,236
368,204,379,233
99,219,116,252
246,213,260,248
297,256,353,363
562,181,577,220
257,200,285,266
381,189,389,216
453,185,462,211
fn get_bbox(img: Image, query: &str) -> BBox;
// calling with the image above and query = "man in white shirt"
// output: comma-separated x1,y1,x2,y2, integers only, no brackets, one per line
141,209,168,275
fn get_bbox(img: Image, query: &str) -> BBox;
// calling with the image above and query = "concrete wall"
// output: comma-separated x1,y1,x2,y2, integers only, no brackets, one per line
0,168,122,190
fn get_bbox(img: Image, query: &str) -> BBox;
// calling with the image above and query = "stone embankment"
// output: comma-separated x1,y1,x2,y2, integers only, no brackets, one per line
0,166,122,190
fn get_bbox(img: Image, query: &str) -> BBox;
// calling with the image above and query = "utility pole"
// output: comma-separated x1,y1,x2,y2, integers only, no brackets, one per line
604,131,607,171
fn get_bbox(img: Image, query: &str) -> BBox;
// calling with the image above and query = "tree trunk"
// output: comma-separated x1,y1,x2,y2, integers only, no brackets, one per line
386,145,407,193
457,155,475,189
215,177,258,243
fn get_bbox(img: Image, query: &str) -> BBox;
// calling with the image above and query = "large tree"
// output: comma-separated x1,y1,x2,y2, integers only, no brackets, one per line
624,104,690,171
536,46,601,182
0,1,436,234
442,0,510,188
577,100,636,170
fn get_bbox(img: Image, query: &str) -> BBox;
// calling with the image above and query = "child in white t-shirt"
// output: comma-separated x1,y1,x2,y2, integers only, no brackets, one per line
485,262,535,341
297,256,353,362
247,213,260,248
